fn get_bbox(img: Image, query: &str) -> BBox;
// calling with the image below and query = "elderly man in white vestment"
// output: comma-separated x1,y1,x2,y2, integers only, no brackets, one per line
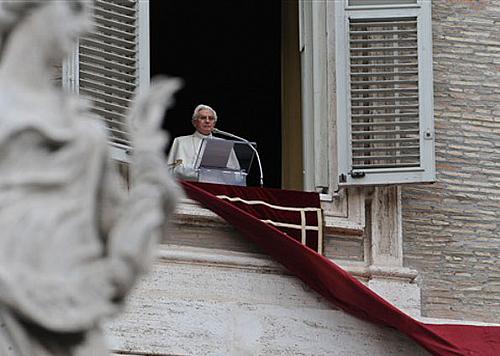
167,104,239,180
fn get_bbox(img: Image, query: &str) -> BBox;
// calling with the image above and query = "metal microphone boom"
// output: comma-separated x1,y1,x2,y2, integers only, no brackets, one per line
213,128,264,187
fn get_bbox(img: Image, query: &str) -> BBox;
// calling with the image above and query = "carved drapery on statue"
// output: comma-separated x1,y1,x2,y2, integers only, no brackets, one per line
0,2,180,355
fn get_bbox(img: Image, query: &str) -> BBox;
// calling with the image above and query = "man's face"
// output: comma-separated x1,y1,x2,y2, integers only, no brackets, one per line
193,109,216,135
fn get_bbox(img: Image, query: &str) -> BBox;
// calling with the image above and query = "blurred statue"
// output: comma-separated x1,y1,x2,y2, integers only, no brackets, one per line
0,1,181,355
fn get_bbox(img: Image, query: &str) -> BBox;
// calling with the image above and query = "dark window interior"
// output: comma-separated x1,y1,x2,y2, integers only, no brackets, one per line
151,0,282,188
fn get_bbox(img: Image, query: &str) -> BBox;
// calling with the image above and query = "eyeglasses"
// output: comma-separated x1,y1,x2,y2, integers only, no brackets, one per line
197,115,216,122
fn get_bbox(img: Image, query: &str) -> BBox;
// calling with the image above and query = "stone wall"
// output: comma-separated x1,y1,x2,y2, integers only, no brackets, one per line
402,0,500,322
107,245,429,356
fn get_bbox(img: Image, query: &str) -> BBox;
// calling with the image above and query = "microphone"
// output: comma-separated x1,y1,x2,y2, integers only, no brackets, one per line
213,128,264,187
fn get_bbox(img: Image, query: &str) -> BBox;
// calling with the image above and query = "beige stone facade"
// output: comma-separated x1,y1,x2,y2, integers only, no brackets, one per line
402,0,500,323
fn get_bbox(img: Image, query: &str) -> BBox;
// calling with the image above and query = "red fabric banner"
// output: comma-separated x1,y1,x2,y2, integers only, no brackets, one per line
181,181,500,356
190,182,322,251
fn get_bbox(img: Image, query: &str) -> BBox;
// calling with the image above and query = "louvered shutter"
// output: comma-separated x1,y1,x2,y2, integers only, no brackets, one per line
69,0,149,162
335,0,435,185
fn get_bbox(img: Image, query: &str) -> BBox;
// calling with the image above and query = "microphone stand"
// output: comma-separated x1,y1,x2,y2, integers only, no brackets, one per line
213,128,264,187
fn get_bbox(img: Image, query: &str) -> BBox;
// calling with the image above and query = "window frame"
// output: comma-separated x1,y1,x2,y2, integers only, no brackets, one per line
299,0,333,195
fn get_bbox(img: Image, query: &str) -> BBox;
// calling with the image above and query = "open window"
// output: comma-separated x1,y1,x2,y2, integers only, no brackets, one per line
335,0,435,186
64,1,333,193
150,1,283,189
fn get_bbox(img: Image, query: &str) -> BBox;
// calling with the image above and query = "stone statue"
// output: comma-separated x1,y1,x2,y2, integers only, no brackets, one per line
0,1,181,355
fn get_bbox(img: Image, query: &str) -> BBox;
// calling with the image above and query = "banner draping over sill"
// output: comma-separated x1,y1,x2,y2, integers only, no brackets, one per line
189,181,323,253
181,181,500,356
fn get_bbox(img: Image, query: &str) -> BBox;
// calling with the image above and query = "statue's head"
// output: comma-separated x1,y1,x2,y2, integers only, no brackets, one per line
0,1,93,61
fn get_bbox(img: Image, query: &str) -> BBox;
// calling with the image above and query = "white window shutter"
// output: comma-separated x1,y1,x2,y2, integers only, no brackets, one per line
73,0,149,162
300,0,330,193
335,0,435,186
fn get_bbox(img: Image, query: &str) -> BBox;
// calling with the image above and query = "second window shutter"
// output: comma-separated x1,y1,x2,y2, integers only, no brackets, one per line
336,1,435,186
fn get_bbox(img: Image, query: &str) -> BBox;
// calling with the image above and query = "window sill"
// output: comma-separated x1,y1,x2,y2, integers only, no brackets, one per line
174,197,364,236
173,198,226,227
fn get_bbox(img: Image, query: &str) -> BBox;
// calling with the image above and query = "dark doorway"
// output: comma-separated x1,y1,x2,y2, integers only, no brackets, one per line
151,0,282,188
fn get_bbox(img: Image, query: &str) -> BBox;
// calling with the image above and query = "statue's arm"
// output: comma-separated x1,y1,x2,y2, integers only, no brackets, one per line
106,78,183,298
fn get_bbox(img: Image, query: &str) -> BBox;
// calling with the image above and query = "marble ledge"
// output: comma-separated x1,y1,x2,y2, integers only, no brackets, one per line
156,244,287,275
174,198,366,237
337,261,419,283
155,244,418,284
